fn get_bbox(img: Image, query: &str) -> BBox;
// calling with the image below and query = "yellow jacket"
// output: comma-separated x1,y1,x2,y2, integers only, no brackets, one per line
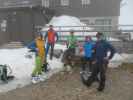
35,37,45,63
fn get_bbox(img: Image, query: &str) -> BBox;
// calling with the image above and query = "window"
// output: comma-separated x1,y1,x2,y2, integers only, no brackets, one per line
81,0,91,5
95,19,104,25
60,0,69,6
95,19,112,25
104,19,112,25
42,0,49,7
0,20,7,32
95,19,112,31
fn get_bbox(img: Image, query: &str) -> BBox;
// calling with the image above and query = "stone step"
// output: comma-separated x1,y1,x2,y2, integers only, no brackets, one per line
1,41,24,49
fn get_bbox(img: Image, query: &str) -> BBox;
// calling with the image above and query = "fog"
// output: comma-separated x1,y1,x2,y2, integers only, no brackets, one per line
119,0,133,25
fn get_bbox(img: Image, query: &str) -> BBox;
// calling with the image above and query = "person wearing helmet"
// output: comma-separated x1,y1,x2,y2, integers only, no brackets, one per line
45,25,59,60
86,32,115,91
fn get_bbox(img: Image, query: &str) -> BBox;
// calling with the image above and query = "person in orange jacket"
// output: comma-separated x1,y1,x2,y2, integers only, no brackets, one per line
45,25,59,60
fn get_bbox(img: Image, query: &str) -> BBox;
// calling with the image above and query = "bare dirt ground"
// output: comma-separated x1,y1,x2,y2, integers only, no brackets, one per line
0,64,133,100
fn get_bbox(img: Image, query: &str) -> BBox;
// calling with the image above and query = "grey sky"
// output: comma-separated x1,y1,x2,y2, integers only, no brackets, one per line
119,0,133,24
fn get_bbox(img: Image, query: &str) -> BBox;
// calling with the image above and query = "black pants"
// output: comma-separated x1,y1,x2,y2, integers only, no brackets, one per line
68,48,75,55
62,48,75,67
87,60,108,91
65,48,75,60
81,57,92,72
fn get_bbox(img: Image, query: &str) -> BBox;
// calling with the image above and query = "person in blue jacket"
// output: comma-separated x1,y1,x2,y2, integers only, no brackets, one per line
82,36,94,72
27,33,48,74
86,32,115,91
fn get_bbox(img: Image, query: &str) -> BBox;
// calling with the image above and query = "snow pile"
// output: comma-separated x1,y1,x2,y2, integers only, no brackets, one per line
48,15,86,27
109,53,133,68
54,43,67,51
0,48,34,92
0,44,65,93
42,15,96,36
109,53,124,68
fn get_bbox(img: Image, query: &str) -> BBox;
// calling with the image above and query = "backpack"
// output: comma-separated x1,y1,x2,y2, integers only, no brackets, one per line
0,65,14,83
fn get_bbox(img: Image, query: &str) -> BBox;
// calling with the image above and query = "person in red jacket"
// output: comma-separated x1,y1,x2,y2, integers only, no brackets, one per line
45,25,59,60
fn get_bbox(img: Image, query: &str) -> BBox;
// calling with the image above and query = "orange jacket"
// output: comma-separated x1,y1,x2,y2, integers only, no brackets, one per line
45,29,58,43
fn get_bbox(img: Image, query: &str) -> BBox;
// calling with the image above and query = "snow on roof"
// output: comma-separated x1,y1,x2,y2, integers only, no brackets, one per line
48,15,86,26
41,15,96,36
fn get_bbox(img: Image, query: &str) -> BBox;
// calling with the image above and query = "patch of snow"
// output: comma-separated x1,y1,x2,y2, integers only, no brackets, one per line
109,53,124,68
0,44,64,93
0,48,34,92
42,15,96,36
54,43,67,51
109,53,133,68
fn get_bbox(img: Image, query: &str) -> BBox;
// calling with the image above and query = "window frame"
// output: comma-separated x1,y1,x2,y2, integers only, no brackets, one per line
42,0,50,8
81,0,91,5
60,0,69,6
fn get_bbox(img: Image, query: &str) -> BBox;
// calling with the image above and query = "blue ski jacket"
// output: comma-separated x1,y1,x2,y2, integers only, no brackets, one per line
93,40,115,61
27,41,37,52
83,41,93,58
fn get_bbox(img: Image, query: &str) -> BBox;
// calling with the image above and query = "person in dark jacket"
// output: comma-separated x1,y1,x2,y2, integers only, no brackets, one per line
81,36,94,71
86,32,115,91
45,25,59,60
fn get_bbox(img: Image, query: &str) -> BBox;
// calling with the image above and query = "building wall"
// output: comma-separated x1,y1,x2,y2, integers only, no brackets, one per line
0,0,41,8
79,16,119,32
0,7,48,44
48,0,121,17
0,0,121,45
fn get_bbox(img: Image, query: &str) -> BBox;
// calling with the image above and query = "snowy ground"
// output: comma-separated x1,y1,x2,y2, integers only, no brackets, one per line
0,44,66,93
0,48,34,92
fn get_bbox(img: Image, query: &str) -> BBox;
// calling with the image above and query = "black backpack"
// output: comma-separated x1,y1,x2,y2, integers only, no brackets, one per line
0,65,14,83
0,65,8,82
